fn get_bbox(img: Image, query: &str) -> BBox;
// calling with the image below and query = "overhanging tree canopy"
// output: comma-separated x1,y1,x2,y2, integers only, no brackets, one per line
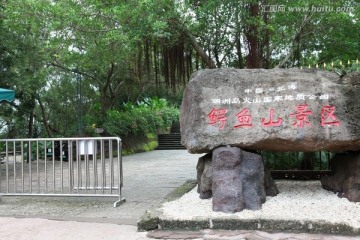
0,0,358,138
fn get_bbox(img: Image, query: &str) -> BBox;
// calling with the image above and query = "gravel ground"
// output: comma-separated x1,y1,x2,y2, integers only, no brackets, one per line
160,180,360,229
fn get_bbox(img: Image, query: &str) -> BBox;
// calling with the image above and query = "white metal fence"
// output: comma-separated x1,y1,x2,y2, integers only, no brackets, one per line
0,137,125,207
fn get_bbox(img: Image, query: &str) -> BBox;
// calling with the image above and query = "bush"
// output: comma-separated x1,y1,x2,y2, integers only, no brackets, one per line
103,97,179,137
262,151,334,170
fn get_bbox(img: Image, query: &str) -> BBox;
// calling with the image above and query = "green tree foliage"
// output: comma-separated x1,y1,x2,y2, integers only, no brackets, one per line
262,151,335,171
183,0,359,68
0,0,359,139
269,0,360,67
1,1,51,138
103,97,179,137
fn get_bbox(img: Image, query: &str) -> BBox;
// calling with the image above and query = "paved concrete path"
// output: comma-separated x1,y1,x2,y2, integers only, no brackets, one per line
0,150,201,224
0,217,150,240
0,150,358,239
0,150,201,239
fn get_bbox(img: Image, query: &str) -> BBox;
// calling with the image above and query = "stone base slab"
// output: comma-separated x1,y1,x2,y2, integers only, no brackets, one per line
157,218,359,236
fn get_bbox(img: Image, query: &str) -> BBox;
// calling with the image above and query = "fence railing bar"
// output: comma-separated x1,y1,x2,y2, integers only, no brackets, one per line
76,140,80,194
60,140,63,194
28,140,32,194
45,140,48,193
52,140,55,193
101,140,105,194
114,138,125,207
73,187,119,190
0,193,120,198
13,141,16,193
0,137,124,207
119,140,123,197
93,140,97,194
110,140,113,195
5,142,9,193
36,141,40,194
85,152,88,194
68,140,72,193
21,141,24,194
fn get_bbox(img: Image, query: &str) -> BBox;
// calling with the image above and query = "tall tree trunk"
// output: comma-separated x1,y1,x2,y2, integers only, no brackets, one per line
235,34,245,69
188,33,216,69
99,87,113,116
137,43,143,81
169,46,177,93
178,41,186,85
26,97,36,163
153,43,159,90
276,13,313,68
186,46,192,80
263,2,271,69
145,38,151,79
213,45,221,68
37,97,52,137
195,52,200,70
244,2,262,68
235,5,244,69
27,97,35,138
162,46,170,89
293,34,301,67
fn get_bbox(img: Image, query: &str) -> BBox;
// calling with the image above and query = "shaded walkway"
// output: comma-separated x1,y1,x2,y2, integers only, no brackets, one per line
0,150,202,225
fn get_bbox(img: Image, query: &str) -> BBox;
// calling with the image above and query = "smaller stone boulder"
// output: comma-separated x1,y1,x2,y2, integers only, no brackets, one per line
196,153,213,199
264,167,279,196
212,146,266,213
321,151,360,202
196,151,279,201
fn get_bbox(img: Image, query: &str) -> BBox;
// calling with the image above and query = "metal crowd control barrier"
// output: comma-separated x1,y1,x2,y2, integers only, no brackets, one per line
0,137,125,207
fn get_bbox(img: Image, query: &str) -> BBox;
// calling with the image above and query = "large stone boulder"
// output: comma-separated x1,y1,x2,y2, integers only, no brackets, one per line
321,152,360,202
180,69,360,153
212,146,266,213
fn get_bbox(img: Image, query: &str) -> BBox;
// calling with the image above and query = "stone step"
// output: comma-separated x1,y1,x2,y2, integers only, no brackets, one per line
159,133,180,136
157,139,182,142
157,135,181,140
156,133,185,150
157,137,181,140
156,146,187,150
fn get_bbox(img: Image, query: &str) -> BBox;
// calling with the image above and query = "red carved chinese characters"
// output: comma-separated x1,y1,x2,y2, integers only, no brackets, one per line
321,106,340,126
208,104,340,129
234,108,252,128
261,109,283,127
289,104,313,128
208,108,228,129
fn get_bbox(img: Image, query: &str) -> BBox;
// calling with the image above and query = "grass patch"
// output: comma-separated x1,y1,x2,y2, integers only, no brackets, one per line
164,179,197,202
122,133,158,156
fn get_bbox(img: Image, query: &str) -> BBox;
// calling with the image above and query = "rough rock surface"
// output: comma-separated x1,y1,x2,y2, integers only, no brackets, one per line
264,167,279,196
321,151,360,202
212,146,266,213
180,69,360,153
196,153,213,199
196,153,278,199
